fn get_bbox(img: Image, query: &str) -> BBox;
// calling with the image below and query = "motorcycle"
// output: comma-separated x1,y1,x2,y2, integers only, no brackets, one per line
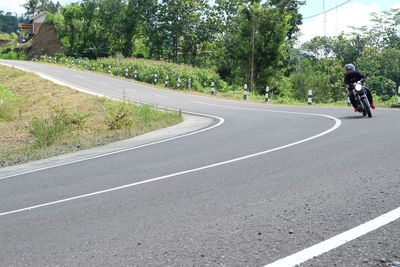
348,77,372,118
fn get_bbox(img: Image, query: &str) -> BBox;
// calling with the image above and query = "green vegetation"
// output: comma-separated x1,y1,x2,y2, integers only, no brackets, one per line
0,65,182,167
2,0,399,107
0,85,16,121
0,51,27,60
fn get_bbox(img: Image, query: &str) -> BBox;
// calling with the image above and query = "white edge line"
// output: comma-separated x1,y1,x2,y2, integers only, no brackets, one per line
4,62,400,267
0,62,224,180
264,206,400,267
0,116,340,217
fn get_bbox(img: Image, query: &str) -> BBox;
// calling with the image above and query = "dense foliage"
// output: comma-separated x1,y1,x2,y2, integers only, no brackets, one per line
0,11,20,34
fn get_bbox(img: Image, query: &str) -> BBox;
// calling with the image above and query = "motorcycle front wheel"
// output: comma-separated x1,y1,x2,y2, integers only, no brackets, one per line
361,97,372,118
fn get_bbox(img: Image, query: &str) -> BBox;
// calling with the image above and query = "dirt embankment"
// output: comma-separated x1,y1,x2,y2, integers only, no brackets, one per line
17,23,63,59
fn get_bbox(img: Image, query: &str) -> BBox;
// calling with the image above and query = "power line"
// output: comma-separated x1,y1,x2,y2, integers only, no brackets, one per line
303,0,352,20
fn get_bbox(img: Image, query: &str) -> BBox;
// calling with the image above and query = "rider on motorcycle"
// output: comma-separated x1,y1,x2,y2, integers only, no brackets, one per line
344,63,376,112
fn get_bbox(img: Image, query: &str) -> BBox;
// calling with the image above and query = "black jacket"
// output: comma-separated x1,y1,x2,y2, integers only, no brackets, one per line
344,71,366,86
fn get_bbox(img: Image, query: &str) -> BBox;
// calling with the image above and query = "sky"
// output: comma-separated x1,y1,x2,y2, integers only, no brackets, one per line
1,0,400,44
299,0,400,44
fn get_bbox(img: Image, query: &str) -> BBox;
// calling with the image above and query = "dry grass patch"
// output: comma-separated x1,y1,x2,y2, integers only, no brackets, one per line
0,66,182,167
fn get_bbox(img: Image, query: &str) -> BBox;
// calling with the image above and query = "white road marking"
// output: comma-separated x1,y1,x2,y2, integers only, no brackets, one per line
155,94,167,98
0,111,340,216
2,60,399,267
193,101,400,267
264,206,400,267
0,63,223,180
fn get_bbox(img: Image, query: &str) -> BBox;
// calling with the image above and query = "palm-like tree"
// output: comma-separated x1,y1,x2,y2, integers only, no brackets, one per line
23,0,40,18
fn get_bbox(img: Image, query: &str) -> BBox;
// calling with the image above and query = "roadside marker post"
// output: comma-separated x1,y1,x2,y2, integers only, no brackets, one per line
308,90,312,105
347,96,351,106
154,74,158,84
211,82,215,95
188,78,191,90
92,63,95,71
126,68,129,78
108,65,111,74
244,84,248,100
165,75,169,87
398,86,400,104
177,77,181,89
265,86,269,102
134,70,138,80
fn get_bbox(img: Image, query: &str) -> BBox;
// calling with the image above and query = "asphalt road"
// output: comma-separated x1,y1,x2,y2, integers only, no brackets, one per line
1,60,399,266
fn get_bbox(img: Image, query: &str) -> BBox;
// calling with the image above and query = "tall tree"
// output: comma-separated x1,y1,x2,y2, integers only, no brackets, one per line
23,0,40,17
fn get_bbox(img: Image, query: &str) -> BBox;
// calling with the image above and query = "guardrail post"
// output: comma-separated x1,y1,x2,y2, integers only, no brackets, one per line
265,86,269,102
308,90,312,105
244,84,248,100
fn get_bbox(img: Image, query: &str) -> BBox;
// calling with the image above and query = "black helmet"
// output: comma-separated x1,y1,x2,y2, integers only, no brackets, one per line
345,63,355,71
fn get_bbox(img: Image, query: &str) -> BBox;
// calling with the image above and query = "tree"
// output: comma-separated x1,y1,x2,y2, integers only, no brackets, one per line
61,4,82,53
80,0,98,48
0,11,19,33
221,1,293,91
23,0,40,17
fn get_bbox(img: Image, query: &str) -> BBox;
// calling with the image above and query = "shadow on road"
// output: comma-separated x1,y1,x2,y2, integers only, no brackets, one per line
339,115,369,120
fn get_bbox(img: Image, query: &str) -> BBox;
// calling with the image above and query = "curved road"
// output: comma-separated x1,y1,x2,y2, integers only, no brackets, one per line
1,60,399,266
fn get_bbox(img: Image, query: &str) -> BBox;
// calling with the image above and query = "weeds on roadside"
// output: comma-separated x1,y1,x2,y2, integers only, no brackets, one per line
29,105,90,148
29,113,73,148
0,86,16,121
105,100,134,130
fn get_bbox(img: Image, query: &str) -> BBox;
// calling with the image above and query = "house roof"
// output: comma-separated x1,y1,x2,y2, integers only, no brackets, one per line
29,11,48,22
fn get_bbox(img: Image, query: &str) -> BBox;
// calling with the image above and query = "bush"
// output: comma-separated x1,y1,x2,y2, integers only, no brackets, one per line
105,101,135,130
366,76,396,101
29,113,73,148
96,57,227,91
28,106,84,148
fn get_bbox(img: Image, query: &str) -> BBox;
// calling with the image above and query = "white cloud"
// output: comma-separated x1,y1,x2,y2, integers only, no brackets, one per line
298,2,381,44
0,0,26,15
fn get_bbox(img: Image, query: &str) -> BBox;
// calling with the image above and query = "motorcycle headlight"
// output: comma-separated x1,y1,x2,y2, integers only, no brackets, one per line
355,83,363,91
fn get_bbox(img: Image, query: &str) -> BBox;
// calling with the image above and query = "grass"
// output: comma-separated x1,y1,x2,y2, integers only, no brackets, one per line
0,65,182,167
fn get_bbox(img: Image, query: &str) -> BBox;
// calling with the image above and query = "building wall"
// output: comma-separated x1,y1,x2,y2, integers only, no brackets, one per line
33,23,42,34
32,14,47,34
